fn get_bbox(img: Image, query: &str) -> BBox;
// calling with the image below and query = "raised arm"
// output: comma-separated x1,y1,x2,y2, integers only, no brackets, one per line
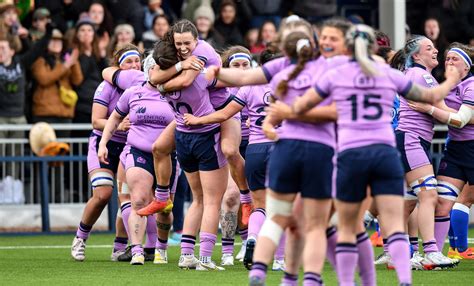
207,66,269,87
267,101,337,123
292,87,326,115
158,69,200,92
183,101,243,125
404,66,460,103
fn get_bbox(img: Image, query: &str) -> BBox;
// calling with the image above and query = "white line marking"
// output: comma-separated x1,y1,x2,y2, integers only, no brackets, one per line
0,242,242,250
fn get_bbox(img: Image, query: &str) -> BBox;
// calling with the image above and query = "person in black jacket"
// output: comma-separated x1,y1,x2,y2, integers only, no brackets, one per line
0,23,52,137
70,16,108,133
0,23,52,178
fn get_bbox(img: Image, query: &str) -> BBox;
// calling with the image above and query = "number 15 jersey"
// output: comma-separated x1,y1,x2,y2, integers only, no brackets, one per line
315,59,413,152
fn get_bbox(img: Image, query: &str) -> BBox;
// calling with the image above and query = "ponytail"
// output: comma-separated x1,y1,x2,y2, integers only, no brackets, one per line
353,32,378,76
275,34,314,99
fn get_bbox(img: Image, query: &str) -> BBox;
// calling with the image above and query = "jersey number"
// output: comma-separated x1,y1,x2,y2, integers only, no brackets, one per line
169,101,193,115
347,94,383,121
255,107,266,126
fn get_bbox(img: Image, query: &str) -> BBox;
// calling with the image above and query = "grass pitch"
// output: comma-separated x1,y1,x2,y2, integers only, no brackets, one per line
0,231,473,285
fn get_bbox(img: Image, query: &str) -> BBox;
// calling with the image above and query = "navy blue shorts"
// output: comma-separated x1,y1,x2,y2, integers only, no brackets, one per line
438,140,474,185
337,144,405,202
240,137,249,159
87,133,125,173
245,142,273,191
395,130,432,173
175,127,226,173
125,147,178,189
267,139,334,199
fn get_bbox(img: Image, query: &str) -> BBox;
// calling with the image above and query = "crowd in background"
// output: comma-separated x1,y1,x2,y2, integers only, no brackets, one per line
0,0,473,139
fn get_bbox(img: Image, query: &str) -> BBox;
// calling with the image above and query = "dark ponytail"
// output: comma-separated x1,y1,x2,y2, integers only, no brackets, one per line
275,32,313,99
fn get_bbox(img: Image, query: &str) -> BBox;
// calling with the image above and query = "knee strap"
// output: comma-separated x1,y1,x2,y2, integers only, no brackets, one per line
409,175,437,196
265,194,293,218
91,171,114,189
437,181,461,201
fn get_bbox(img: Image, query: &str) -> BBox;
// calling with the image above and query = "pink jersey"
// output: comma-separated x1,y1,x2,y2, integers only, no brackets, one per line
92,81,128,143
166,73,219,133
114,69,145,90
445,75,474,141
396,64,438,141
316,60,413,152
192,40,231,109
270,56,335,148
115,84,174,153
233,84,273,144
262,57,291,82
229,87,250,138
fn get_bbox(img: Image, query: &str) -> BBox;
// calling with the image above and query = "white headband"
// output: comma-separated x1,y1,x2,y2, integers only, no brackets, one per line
296,39,310,54
118,50,140,66
448,48,472,68
229,53,251,66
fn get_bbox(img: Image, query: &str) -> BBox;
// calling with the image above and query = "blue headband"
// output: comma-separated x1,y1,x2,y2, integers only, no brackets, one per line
118,50,140,66
229,53,251,65
448,48,472,68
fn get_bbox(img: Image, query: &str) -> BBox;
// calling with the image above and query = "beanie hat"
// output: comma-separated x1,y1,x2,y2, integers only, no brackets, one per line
194,5,215,25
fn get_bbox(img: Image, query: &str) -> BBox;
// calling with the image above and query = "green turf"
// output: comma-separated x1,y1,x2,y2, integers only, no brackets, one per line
0,231,473,285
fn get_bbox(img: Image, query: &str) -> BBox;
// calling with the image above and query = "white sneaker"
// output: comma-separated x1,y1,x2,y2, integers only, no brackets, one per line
410,251,424,270
71,237,86,261
111,249,127,262
196,260,225,271
272,259,285,271
130,252,145,265
178,255,199,269
236,240,246,261
221,253,234,266
374,252,391,265
154,249,168,264
422,252,456,270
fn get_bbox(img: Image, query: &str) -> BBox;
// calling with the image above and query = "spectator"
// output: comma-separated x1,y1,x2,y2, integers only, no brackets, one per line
29,8,51,42
193,4,225,50
248,0,282,29
70,16,107,130
107,24,138,57
142,14,170,50
31,29,83,130
424,17,448,81
244,28,258,50
88,1,113,38
214,0,244,47
0,3,29,53
211,0,253,35
106,0,144,42
249,20,276,54
143,0,176,31
291,0,337,24
35,0,92,33
0,23,52,139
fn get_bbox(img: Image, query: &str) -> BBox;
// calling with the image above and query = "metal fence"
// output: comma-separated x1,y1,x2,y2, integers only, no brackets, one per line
0,124,117,232
0,123,450,232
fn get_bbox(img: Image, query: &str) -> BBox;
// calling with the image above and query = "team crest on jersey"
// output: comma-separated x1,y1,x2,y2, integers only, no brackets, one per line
137,156,146,164
263,91,273,105
422,74,435,87
354,74,375,88
168,90,181,100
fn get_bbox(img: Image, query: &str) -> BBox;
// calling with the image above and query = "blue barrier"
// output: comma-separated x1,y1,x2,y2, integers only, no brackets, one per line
0,156,118,233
